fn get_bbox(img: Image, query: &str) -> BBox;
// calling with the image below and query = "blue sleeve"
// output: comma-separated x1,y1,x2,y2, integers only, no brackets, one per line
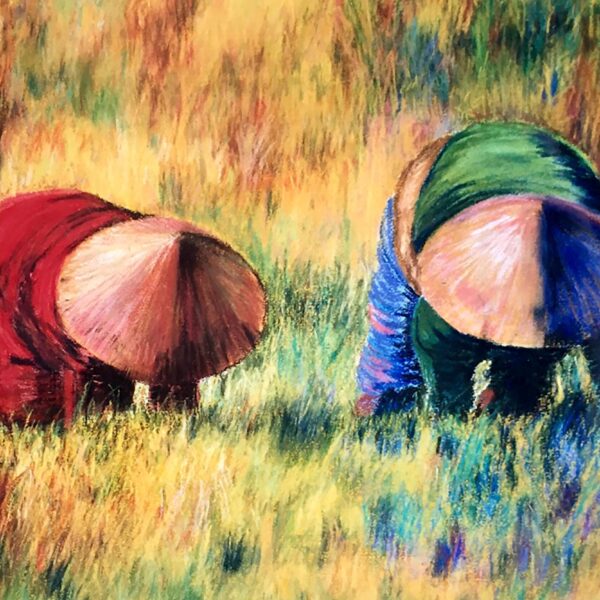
356,198,423,397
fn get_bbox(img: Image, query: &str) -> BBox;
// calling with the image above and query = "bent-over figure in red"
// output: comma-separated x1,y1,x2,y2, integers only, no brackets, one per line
0,190,266,424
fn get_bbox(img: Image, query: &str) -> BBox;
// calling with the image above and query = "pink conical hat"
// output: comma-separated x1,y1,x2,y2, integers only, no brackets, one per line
56,217,266,382
417,195,600,348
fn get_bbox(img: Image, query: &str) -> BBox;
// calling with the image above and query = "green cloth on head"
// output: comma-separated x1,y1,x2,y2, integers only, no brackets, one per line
412,122,600,252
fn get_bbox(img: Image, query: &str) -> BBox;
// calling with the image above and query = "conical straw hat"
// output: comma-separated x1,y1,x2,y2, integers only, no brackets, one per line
417,195,600,348
57,217,266,382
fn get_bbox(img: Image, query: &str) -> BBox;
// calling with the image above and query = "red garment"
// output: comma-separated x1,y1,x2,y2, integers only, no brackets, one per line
0,190,137,422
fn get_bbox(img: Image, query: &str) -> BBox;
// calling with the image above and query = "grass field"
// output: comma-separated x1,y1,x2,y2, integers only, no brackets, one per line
1,0,600,598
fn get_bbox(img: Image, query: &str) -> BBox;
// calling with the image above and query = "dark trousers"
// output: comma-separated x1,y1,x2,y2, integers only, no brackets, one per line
411,299,581,415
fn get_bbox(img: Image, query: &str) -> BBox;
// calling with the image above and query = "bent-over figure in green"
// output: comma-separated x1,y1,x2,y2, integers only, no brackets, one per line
356,122,600,416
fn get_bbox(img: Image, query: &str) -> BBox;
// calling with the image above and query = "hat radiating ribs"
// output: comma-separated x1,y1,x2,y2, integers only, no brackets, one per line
393,122,600,349
57,216,266,384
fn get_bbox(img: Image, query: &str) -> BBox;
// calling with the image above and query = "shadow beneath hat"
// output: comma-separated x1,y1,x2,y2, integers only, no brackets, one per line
368,341,600,419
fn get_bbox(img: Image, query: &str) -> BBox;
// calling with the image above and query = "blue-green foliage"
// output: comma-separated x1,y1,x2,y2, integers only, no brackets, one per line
343,0,600,118
362,365,600,593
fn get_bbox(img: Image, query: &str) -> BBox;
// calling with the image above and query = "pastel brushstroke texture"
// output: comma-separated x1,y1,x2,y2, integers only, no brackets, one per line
0,1,600,599
358,123,600,421
0,189,265,423
419,197,600,348
357,198,423,406
58,216,265,383
418,195,547,348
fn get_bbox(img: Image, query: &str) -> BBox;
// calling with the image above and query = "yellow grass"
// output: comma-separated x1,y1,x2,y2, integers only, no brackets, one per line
0,0,599,598
2,0,595,268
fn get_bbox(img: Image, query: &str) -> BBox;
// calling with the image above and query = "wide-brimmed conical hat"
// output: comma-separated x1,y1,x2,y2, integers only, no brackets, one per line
417,195,600,348
57,217,266,383
392,122,600,348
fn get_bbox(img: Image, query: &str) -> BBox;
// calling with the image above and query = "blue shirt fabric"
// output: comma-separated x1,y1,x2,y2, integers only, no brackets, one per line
357,198,424,397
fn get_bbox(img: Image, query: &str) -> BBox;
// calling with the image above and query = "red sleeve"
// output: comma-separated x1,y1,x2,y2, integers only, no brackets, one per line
0,190,136,370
